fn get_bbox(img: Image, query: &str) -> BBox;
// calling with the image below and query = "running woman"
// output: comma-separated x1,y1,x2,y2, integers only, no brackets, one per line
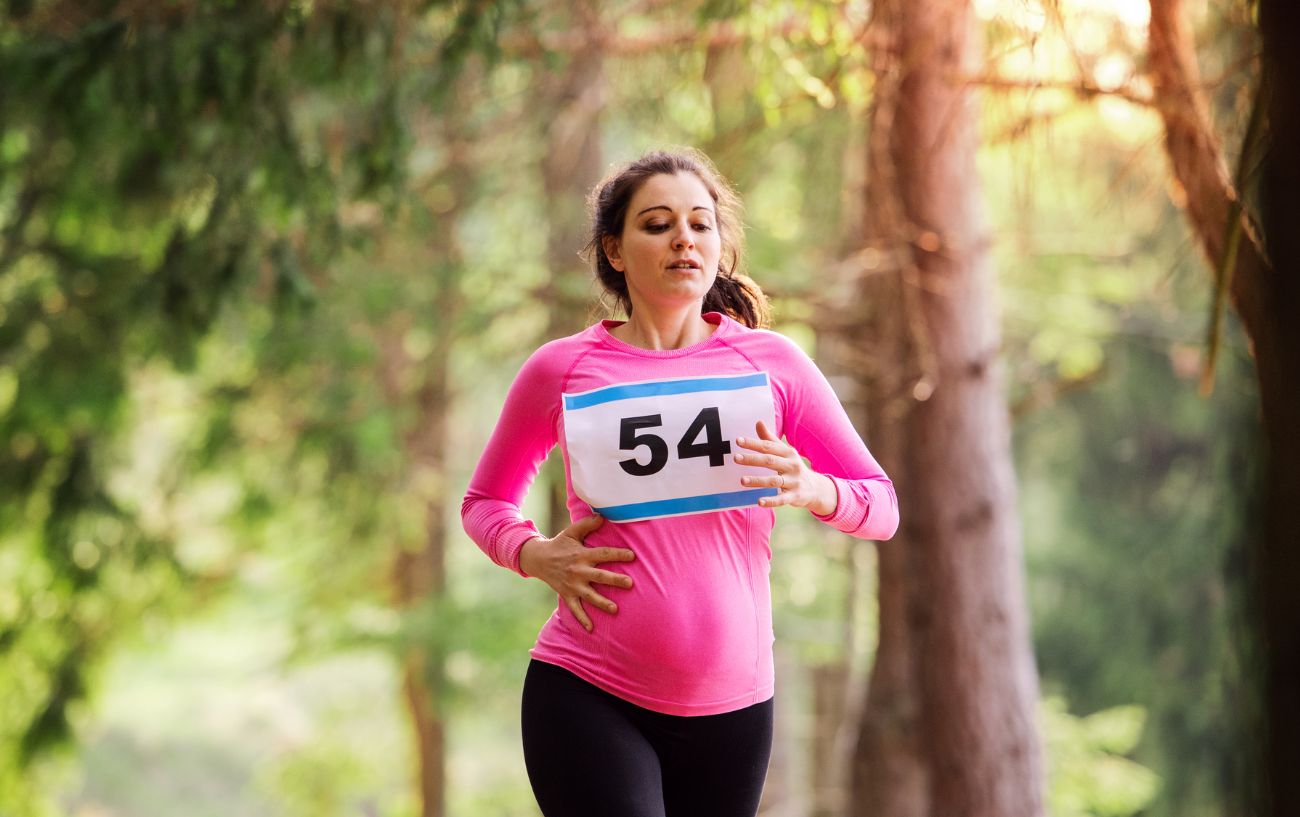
461,149,898,817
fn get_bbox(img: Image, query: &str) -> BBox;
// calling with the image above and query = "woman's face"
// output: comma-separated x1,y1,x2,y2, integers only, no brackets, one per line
603,172,722,314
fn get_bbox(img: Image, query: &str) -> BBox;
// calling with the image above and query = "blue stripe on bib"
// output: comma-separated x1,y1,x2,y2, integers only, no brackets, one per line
564,372,770,411
593,487,779,521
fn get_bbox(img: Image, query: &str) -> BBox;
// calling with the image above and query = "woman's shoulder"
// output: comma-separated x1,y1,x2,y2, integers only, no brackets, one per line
720,318,816,365
516,322,606,380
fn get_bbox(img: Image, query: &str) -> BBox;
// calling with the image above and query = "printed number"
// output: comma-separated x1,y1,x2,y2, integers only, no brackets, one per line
618,408,732,477
677,406,731,466
619,415,669,476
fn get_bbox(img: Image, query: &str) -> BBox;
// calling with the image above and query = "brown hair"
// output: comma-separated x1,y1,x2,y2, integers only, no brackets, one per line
584,149,770,329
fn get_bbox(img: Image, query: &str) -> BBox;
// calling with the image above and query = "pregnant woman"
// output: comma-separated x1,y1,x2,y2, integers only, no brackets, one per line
461,149,898,817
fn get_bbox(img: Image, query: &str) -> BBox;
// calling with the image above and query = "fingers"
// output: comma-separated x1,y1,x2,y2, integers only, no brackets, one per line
734,425,793,460
591,568,634,589
564,586,619,633
758,491,794,508
735,436,784,454
555,516,634,635
565,596,594,632
567,513,605,539
589,547,636,564
584,588,618,615
734,421,800,478
732,449,790,470
742,473,794,506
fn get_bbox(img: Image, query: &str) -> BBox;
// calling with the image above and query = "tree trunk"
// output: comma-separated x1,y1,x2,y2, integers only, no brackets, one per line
389,317,452,817
1148,2,1300,813
811,660,852,817
385,116,474,817
849,267,927,817
849,1,1046,815
1256,5,1300,812
848,10,928,813
389,269,457,817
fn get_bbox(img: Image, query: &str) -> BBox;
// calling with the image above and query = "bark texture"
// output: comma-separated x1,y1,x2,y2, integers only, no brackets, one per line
1148,2,1300,813
848,8,928,814
850,1,1045,815
811,660,853,817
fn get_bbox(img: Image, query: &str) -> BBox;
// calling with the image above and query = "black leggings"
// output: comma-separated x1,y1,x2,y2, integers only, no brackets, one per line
520,660,774,817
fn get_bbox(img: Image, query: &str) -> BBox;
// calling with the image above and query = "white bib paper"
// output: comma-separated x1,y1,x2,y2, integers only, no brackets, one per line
562,372,778,522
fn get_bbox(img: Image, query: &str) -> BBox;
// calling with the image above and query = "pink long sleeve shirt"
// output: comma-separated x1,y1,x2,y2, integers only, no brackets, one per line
461,311,898,716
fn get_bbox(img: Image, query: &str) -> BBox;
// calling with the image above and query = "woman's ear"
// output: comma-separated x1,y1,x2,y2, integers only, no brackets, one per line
602,235,624,271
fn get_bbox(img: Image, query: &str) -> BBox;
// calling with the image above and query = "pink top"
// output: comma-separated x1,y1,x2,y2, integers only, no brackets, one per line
461,312,898,715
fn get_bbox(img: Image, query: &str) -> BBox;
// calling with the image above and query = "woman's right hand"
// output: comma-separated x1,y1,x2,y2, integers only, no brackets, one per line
518,514,635,632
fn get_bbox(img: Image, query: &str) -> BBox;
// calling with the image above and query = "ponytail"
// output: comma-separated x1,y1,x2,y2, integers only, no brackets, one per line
704,271,770,329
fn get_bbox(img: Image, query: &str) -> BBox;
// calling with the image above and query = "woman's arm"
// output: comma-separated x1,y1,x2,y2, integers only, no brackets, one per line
461,343,638,631
461,347,564,576
740,332,900,541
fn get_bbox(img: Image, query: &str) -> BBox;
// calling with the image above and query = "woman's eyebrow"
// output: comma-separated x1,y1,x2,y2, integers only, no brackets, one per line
634,204,715,217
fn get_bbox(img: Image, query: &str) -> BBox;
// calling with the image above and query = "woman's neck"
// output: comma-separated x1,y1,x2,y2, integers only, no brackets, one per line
611,303,715,350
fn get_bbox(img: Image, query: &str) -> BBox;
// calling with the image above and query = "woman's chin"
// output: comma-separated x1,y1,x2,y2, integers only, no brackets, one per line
659,275,715,300
634,285,706,308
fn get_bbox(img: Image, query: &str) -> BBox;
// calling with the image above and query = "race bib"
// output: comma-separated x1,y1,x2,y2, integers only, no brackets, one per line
562,372,779,522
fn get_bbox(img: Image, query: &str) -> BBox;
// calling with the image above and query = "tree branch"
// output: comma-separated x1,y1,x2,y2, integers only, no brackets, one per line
962,74,1154,107
1147,0,1272,344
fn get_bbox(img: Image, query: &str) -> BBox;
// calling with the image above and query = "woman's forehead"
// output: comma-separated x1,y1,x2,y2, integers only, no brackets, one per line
630,172,714,213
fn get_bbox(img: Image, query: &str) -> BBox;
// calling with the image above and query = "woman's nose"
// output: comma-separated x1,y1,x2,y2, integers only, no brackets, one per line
672,227,694,250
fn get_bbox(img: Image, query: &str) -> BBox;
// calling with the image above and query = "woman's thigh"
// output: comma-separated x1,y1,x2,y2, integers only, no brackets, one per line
641,697,774,817
520,660,666,817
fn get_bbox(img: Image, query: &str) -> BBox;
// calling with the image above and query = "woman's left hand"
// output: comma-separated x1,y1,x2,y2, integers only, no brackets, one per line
733,420,838,516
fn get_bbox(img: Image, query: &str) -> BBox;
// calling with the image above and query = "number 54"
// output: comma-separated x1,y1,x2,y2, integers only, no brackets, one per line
619,407,732,477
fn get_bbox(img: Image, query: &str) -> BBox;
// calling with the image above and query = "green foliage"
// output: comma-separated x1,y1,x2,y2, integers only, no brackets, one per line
0,3,511,812
1018,329,1258,817
979,8,1261,813
1041,696,1161,817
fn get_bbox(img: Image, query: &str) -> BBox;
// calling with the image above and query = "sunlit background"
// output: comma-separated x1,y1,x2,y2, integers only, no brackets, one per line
0,1,1262,815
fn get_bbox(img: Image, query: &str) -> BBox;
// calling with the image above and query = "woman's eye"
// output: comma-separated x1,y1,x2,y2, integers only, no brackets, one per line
643,220,711,233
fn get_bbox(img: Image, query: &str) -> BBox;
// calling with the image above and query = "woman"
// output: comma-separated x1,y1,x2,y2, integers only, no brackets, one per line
461,149,898,817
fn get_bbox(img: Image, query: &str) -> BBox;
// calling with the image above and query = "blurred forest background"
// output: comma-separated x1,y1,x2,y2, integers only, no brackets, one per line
3,1,1294,816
